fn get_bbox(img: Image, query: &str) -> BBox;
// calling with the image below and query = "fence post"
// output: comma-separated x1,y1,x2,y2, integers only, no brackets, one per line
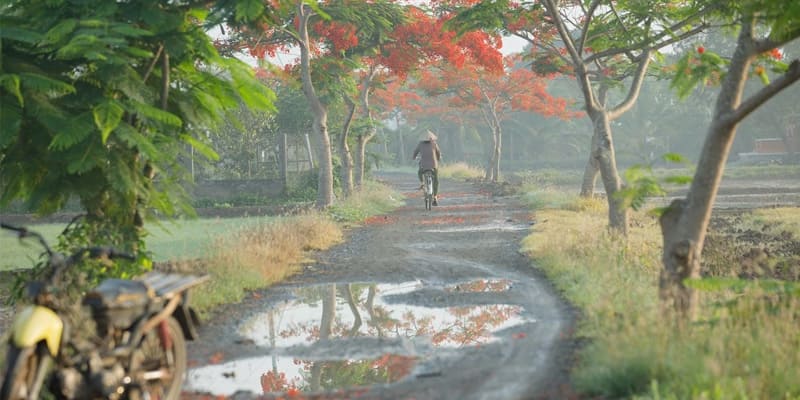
304,133,315,169
279,133,288,194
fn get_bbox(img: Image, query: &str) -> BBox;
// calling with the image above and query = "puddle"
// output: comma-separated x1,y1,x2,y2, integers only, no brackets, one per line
185,353,416,396
445,279,513,293
187,281,530,395
238,282,527,348
423,220,530,233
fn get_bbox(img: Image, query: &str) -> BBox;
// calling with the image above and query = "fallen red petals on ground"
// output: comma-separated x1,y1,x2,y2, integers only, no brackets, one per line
364,215,397,225
208,351,225,364
416,216,466,225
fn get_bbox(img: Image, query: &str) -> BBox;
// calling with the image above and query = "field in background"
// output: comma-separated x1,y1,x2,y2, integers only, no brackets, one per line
0,216,274,270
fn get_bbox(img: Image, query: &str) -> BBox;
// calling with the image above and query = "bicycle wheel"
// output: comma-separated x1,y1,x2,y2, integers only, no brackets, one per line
0,344,51,400
131,317,187,400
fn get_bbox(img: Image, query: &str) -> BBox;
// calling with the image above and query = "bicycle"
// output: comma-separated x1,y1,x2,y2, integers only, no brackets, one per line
421,169,435,210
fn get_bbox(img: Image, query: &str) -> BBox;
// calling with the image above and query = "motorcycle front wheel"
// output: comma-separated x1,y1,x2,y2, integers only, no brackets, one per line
0,344,52,400
131,316,187,400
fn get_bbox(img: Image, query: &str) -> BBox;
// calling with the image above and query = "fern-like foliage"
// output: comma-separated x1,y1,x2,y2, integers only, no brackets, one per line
0,0,277,285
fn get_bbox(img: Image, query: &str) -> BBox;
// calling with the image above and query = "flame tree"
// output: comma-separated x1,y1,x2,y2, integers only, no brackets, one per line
416,54,581,181
450,0,709,235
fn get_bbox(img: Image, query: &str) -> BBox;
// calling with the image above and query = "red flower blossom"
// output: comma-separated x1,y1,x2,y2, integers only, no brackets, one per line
769,48,782,60
697,46,705,54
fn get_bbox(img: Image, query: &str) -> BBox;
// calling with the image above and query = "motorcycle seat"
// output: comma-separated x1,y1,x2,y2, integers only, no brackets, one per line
84,279,155,310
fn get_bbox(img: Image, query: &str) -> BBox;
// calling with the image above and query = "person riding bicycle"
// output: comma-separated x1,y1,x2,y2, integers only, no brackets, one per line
413,130,442,206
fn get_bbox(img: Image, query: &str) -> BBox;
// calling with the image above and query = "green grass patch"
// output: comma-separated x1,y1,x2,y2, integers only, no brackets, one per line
520,187,800,399
0,217,272,270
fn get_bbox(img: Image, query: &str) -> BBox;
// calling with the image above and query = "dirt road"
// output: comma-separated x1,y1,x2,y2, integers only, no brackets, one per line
182,172,576,400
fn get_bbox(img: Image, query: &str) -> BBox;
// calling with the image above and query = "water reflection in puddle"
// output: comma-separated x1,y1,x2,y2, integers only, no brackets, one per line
238,281,527,348
423,220,530,233
445,279,513,293
185,353,416,396
187,281,530,395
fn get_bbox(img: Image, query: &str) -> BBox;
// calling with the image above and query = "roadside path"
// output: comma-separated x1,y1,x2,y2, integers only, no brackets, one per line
183,172,576,399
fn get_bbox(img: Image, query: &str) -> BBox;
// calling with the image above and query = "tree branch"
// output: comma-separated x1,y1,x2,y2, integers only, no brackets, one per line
725,59,800,125
542,0,597,109
160,51,169,110
142,44,164,84
608,50,651,120
577,0,602,57
584,12,711,64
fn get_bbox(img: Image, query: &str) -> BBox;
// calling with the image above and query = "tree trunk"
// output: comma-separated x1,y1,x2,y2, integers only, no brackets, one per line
580,85,608,197
579,136,600,197
396,115,406,164
339,99,356,197
355,132,372,187
355,67,377,187
297,4,334,208
310,284,336,390
591,109,629,235
484,127,495,182
656,19,800,319
492,127,502,182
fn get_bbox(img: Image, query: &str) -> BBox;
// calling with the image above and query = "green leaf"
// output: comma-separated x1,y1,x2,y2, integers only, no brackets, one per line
0,99,21,148
181,134,219,161
19,73,75,98
109,24,153,38
662,152,688,163
0,22,42,44
115,123,161,160
235,0,265,22
93,100,124,144
49,122,93,151
66,143,100,174
43,19,78,44
758,70,770,85
126,100,182,128
0,74,24,106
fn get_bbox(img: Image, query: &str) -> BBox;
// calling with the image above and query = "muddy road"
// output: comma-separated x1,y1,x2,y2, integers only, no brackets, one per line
182,172,575,400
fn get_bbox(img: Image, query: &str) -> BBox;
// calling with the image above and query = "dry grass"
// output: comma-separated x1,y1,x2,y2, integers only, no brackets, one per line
521,188,800,399
438,162,485,180
188,181,399,315
189,212,342,314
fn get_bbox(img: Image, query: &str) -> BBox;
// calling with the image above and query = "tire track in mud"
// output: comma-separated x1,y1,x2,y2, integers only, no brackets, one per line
182,172,576,400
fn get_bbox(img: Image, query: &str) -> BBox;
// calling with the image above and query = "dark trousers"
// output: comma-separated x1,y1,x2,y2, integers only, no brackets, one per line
418,168,439,196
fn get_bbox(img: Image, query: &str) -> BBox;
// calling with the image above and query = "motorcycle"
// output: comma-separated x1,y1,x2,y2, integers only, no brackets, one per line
0,223,208,400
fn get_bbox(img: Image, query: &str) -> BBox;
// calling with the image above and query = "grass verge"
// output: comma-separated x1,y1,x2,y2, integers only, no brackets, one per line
520,188,800,399
185,180,404,316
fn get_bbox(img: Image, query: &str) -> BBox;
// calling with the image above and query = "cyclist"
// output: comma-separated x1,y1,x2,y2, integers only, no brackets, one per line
412,130,442,205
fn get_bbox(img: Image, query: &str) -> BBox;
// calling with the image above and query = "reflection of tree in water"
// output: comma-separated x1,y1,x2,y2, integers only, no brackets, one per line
296,354,417,392
261,282,520,394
